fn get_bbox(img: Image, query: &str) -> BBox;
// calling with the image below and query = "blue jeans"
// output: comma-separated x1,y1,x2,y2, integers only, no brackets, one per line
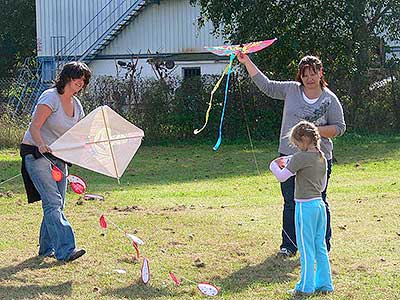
279,154,332,253
295,199,333,293
24,154,76,260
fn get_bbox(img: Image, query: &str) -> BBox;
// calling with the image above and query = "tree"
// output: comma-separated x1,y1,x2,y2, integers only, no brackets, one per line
0,0,36,77
190,0,400,130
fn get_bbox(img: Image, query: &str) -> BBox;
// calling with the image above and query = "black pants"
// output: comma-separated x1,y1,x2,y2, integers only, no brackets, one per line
279,155,332,253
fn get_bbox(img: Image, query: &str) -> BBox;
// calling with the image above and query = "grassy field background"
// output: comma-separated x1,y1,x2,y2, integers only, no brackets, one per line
0,134,399,300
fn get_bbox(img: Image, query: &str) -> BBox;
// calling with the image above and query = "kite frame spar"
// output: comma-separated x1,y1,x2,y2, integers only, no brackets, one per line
50,105,144,181
101,106,120,179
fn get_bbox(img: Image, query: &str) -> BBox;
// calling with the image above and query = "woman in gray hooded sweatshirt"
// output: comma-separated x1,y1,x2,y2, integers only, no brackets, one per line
238,53,346,257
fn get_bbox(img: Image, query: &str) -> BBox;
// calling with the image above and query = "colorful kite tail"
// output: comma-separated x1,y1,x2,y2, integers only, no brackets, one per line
213,53,236,151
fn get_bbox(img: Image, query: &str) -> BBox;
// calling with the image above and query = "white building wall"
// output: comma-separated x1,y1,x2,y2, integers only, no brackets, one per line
100,0,224,55
36,0,134,56
36,0,225,57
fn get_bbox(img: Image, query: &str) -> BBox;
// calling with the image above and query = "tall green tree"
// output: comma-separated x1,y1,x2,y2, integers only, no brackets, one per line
0,0,36,77
190,0,400,130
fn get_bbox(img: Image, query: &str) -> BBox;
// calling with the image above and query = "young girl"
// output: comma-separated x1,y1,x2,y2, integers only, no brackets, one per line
269,120,334,297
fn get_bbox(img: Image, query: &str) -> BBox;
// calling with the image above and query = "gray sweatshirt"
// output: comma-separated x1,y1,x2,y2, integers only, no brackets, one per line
252,72,346,160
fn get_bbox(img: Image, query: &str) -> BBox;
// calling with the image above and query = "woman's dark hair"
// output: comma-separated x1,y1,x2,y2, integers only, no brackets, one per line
295,55,328,88
54,61,92,94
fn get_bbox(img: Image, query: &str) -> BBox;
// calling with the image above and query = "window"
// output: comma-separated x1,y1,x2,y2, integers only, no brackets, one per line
183,67,201,79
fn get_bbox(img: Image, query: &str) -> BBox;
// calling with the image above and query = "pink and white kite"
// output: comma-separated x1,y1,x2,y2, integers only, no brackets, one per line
205,38,277,56
196,38,277,150
50,105,144,181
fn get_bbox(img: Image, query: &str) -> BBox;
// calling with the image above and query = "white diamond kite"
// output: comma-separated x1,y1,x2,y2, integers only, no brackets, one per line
50,105,144,179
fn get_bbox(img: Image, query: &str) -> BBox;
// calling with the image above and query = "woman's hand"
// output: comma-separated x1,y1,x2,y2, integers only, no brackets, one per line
237,52,259,77
38,144,52,154
237,52,251,65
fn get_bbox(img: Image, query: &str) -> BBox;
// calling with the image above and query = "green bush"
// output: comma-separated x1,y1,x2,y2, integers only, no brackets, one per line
0,105,29,148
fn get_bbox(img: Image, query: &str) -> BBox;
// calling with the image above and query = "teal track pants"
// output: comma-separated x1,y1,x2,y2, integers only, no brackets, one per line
295,199,334,293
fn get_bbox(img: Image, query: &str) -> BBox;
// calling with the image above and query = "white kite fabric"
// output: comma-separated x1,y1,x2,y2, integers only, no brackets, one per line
50,105,144,179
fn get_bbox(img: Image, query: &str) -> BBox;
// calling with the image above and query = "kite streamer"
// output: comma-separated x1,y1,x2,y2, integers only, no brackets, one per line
197,282,219,296
67,174,87,194
193,63,231,135
169,271,181,286
84,193,104,201
141,257,150,284
213,53,235,151
132,241,140,259
51,165,63,182
125,232,144,245
99,214,107,229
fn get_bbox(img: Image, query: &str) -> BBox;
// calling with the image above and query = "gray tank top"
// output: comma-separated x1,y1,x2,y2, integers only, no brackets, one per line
23,88,85,146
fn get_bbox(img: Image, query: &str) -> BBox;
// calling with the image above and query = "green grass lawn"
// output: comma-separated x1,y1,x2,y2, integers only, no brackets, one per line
0,134,399,300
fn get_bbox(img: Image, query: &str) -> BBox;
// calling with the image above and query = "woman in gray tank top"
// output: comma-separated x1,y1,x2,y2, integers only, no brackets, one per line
20,62,91,262
238,53,346,257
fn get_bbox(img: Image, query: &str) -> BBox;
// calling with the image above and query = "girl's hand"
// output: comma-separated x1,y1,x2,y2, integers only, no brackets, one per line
276,157,286,169
38,144,52,154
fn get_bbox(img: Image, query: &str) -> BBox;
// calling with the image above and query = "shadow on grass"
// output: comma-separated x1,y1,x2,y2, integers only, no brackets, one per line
0,282,72,300
0,256,64,281
217,254,299,294
0,256,72,300
103,279,172,299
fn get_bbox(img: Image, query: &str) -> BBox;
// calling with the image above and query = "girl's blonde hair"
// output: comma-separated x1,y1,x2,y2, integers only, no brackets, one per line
289,120,322,156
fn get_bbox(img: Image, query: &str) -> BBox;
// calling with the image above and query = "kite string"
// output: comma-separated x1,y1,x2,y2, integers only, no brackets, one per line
173,273,197,285
237,73,261,176
237,71,297,250
0,173,22,186
88,203,127,234
158,264,199,285
1,152,58,187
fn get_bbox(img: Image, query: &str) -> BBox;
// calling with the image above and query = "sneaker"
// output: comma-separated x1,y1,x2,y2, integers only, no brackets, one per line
277,248,295,258
315,288,334,295
39,250,55,258
66,248,86,262
287,289,313,299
